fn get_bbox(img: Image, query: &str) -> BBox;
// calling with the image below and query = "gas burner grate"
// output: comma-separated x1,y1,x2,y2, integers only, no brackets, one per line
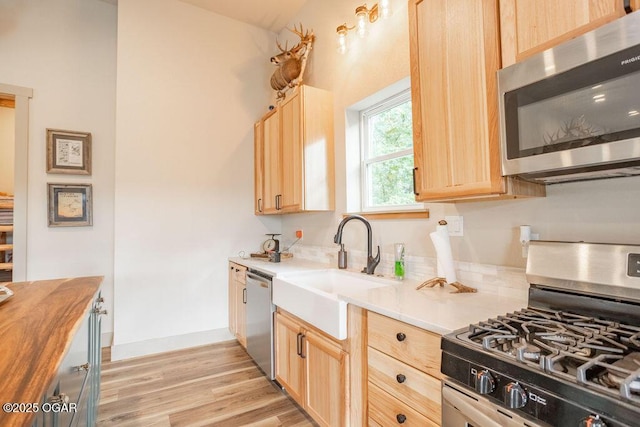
576,353,640,403
460,306,640,389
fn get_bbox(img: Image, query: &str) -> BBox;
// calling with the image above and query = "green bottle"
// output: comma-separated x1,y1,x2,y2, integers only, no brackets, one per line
394,243,405,280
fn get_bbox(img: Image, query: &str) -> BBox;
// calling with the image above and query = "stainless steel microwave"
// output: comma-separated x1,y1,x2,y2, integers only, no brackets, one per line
498,11,640,184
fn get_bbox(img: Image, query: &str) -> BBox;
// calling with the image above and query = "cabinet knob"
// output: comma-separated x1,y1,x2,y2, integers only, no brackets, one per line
396,374,406,383
396,332,406,342
48,393,69,404
396,414,407,424
75,363,90,372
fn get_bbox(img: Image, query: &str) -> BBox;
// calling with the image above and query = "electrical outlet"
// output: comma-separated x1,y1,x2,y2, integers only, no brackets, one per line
295,230,303,240
445,216,463,237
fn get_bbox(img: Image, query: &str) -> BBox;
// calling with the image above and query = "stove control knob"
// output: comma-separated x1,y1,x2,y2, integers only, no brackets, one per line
503,382,527,409
580,415,607,427
474,370,495,395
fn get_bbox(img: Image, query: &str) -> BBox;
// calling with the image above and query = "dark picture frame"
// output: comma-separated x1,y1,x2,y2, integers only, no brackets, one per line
46,129,92,175
47,183,93,227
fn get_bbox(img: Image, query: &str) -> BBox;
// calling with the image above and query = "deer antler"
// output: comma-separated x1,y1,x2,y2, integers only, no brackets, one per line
276,39,289,53
288,23,315,43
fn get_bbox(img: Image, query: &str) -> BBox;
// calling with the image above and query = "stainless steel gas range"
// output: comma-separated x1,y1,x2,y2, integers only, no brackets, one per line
441,241,640,427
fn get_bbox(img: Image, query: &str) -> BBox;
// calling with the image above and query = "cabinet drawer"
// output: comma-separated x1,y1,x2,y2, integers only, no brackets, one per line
367,312,441,379
368,347,441,423
368,381,439,427
231,263,247,284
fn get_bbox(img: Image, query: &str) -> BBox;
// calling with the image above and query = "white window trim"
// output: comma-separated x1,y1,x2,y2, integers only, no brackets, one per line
359,88,424,213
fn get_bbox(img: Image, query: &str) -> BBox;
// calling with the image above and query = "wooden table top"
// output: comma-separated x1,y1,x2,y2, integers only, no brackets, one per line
0,276,103,427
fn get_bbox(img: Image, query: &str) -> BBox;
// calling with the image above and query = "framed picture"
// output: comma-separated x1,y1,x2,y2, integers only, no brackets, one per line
47,183,93,227
46,129,92,175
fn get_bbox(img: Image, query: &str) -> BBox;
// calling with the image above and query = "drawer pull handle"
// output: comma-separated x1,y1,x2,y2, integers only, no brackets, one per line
396,332,406,342
296,332,302,356
396,414,407,424
396,374,406,383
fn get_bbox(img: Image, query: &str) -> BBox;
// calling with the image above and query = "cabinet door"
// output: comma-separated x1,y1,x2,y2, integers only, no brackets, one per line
274,312,305,405
254,121,264,215
279,90,303,212
235,280,246,348
409,0,504,200
500,0,626,67
304,330,348,427
262,110,281,214
228,263,237,335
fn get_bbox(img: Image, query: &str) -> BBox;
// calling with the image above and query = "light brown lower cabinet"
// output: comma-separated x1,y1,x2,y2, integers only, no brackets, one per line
367,311,442,426
275,310,348,427
228,262,247,348
368,382,438,427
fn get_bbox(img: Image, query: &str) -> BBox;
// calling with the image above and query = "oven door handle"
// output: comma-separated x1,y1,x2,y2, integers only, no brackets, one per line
443,384,508,427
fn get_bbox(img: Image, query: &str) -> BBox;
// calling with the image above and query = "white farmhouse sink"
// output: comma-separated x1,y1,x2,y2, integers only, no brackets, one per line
273,269,395,340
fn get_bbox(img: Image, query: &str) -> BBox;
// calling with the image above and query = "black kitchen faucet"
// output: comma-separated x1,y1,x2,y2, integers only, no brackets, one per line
333,214,380,275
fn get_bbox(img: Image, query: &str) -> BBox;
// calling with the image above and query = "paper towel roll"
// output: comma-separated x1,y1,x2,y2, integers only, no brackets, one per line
429,223,457,283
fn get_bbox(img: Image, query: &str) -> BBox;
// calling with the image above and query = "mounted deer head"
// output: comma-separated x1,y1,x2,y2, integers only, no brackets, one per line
270,24,315,98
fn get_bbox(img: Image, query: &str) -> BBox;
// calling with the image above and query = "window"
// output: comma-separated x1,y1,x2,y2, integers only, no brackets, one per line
360,89,419,211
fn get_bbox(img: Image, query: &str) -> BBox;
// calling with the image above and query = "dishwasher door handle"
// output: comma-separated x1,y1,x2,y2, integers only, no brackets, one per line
246,271,273,285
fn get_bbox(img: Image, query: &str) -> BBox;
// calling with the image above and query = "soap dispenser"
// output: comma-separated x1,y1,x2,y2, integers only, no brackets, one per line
338,244,348,269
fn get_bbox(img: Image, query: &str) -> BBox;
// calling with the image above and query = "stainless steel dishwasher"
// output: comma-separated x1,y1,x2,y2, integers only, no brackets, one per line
245,269,275,380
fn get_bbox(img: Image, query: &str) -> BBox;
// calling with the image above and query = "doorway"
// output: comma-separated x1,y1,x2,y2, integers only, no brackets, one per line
0,83,33,283
0,97,15,282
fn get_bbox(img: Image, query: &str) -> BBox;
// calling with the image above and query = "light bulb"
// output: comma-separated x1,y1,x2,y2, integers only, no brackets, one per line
336,25,348,54
380,0,391,18
355,6,368,38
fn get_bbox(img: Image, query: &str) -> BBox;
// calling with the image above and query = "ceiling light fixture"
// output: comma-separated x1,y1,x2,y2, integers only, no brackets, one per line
336,1,392,54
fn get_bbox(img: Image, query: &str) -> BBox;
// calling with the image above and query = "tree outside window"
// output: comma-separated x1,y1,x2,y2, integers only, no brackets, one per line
361,90,418,211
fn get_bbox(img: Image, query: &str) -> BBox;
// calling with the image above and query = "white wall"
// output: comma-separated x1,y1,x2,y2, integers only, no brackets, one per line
279,0,640,269
0,0,117,330
0,106,15,193
113,0,279,358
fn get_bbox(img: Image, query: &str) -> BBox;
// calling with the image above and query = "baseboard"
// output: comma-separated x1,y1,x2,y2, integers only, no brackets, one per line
110,328,235,361
101,331,114,348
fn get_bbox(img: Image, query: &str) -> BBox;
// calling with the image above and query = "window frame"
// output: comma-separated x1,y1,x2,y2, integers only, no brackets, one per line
359,88,423,213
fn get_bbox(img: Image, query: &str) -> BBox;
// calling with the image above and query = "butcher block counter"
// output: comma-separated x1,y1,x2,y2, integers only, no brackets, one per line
0,276,103,427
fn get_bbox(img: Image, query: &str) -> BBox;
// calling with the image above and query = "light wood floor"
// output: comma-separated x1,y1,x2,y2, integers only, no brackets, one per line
98,340,317,427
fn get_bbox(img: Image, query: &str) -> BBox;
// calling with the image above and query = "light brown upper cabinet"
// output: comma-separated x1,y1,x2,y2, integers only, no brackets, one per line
262,110,282,213
255,85,335,214
254,121,264,215
500,0,636,67
408,0,545,202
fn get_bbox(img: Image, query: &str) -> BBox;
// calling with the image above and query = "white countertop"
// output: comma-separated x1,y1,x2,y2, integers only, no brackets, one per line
230,257,528,336
336,279,527,335
228,256,330,276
